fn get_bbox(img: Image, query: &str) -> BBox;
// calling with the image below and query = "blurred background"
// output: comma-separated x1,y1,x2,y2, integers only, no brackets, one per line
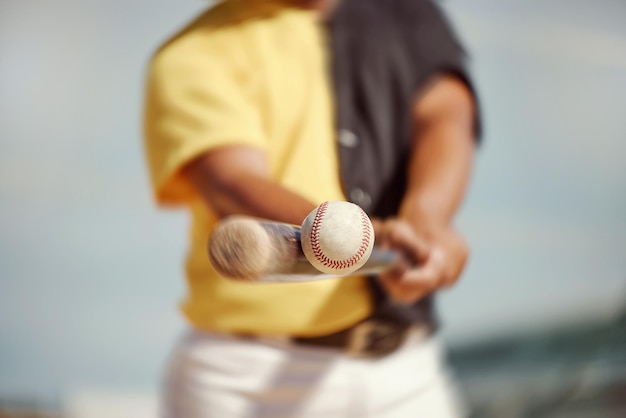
1,0,625,417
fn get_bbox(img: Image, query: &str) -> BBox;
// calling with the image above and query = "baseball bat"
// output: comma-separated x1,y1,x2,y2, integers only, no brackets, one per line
208,216,400,283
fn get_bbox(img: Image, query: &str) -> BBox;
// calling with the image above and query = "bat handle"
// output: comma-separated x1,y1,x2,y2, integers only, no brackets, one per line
355,248,402,275
256,247,402,283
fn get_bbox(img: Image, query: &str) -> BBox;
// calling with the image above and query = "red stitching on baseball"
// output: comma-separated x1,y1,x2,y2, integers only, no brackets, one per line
310,202,371,270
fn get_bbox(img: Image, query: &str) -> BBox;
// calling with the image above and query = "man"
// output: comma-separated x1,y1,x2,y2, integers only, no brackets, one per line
144,0,478,416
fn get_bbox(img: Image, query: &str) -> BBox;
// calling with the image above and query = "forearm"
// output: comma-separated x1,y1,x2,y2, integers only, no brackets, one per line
399,76,476,233
202,175,316,224
183,146,316,225
399,122,474,231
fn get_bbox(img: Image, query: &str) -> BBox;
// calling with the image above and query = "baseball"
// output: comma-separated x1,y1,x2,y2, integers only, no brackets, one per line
301,201,375,275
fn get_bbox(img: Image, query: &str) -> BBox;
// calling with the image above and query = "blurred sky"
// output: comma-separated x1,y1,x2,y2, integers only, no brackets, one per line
1,0,625,403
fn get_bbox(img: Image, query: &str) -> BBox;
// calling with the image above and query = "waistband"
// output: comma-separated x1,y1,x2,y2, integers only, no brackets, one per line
233,318,434,359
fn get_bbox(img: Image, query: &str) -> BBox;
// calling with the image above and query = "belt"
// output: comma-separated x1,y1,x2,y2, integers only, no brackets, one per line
292,319,433,359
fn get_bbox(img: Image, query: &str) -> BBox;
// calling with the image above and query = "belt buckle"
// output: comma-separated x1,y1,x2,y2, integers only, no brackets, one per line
346,320,407,359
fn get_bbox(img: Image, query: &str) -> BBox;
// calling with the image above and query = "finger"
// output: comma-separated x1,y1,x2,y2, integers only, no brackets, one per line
384,250,447,303
378,261,438,304
383,220,430,263
402,248,446,287
378,258,411,287
384,280,432,305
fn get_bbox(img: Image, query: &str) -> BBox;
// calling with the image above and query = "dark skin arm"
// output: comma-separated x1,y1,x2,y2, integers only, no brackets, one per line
376,75,476,304
181,145,316,226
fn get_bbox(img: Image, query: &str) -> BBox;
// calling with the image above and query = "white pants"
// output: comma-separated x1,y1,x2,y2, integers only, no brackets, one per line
162,328,467,418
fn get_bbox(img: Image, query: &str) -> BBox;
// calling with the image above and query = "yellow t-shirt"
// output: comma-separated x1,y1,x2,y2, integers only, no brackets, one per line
143,1,371,336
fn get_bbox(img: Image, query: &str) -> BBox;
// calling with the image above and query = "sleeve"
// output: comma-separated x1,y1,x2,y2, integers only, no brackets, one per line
395,0,482,139
143,40,265,206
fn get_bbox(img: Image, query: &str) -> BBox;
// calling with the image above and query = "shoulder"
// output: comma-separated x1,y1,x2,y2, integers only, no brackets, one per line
148,4,233,72
149,3,312,75
148,1,277,73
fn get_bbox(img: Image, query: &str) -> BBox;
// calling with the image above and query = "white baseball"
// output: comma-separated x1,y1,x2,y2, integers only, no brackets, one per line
301,201,375,275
